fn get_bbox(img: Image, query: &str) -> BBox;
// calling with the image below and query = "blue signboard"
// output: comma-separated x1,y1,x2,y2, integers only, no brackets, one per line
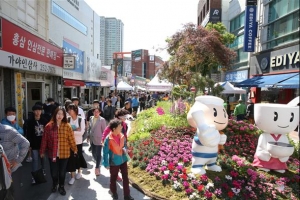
225,70,248,82
243,6,257,52
63,41,84,73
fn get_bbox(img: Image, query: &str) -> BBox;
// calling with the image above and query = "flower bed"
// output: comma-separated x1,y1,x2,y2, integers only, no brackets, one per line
128,120,300,200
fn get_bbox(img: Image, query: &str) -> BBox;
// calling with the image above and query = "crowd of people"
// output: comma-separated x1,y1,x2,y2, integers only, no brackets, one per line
0,90,169,200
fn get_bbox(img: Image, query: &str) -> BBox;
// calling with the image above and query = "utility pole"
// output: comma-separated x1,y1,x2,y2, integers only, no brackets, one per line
113,52,131,94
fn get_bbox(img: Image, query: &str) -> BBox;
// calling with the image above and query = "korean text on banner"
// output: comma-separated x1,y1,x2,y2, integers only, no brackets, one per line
15,73,23,127
243,6,257,52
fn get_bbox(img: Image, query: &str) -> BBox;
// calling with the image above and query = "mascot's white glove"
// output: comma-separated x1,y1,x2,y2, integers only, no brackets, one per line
219,134,227,145
257,150,271,162
192,110,220,147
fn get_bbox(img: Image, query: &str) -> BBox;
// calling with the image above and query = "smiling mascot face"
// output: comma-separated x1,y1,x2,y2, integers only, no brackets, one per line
187,96,228,130
254,104,299,134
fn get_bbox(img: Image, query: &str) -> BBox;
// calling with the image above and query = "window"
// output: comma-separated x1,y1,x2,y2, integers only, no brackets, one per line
267,32,299,49
52,1,87,35
229,34,244,49
268,0,299,22
230,12,245,32
268,11,299,40
234,48,248,63
18,0,37,29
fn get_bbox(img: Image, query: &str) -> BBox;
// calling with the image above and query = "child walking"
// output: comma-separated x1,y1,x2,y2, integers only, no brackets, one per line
102,119,134,200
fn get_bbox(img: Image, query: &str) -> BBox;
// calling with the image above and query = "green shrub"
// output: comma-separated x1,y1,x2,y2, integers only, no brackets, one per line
156,101,172,115
129,105,189,141
128,131,150,141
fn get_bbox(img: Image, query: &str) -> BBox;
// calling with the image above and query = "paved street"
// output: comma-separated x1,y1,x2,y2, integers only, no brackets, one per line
21,142,151,200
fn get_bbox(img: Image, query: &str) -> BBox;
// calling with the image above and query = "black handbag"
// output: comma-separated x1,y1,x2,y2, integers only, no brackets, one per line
31,168,47,184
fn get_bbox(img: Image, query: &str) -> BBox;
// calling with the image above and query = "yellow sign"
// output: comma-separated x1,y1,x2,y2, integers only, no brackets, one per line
15,73,23,127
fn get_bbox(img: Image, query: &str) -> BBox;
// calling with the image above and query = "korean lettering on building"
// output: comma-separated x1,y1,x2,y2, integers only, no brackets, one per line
7,54,56,74
12,32,58,61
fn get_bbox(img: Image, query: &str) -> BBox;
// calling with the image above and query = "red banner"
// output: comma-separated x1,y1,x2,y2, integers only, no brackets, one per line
1,18,63,67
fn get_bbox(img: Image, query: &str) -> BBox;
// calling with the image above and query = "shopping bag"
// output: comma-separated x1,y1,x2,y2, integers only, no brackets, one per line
31,168,47,184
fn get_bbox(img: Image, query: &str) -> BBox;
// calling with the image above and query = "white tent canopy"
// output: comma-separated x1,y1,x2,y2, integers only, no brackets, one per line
135,86,146,91
117,81,133,90
146,73,173,92
216,81,246,94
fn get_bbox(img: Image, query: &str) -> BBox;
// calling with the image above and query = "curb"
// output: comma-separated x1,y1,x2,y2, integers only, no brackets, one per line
128,176,168,200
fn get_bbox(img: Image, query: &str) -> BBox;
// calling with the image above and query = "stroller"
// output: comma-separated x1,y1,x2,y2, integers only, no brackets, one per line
0,145,13,200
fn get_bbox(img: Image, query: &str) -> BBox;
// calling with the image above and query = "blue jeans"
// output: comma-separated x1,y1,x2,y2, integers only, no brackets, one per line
91,143,102,168
32,149,45,172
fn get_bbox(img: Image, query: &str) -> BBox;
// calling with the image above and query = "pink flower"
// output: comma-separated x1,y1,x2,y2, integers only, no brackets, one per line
204,191,213,198
200,174,208,182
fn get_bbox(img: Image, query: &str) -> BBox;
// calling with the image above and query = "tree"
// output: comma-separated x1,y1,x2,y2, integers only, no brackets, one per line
160,23,236,95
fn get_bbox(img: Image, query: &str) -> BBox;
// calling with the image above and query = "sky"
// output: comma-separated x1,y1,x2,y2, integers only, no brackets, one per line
84,0,199,61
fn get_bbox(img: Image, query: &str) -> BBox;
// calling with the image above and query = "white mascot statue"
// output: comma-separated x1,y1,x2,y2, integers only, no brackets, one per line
252,101,299,173
187,96,228,175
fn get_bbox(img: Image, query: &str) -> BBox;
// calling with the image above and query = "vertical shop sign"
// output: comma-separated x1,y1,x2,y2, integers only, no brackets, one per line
15,73,23,127
243,6,257,52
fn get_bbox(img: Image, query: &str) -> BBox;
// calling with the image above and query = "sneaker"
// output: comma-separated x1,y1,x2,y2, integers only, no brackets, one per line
58,186,66,196
42,169,46,176
124,196,134,200
75,173,82,180
111,193,118,200
117,175,122,182
68,178,75,185
26,157,32,162
31,178,36,184
95,168,100,176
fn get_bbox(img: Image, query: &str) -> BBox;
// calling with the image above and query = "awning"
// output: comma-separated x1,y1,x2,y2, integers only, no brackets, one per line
235,73,298,88
275,74,299,89
64,79,85,87
85,82,101,87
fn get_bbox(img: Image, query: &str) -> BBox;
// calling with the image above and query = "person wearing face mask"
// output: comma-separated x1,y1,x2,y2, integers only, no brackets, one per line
1,107,24,135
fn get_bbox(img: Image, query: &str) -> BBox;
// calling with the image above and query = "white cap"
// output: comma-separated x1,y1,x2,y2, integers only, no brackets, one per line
195,95,224,106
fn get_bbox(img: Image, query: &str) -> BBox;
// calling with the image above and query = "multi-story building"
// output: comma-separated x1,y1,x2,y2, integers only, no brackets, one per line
130,49,164,87
100,16,106,65
49,0,102,104
198,0,248,85
225,0,249,85
236,0,299,104
100,17,124,66
0,0,63,121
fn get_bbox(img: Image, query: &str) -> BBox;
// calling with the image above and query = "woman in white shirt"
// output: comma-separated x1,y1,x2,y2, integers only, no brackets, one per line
66,104,87,185
115,95,124,110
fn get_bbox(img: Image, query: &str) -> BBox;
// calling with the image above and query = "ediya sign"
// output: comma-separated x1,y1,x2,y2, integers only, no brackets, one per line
243,6,257,52
270,51,299,68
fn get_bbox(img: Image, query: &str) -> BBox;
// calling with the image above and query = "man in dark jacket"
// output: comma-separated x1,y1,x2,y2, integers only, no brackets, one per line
103,99,115,123
43,97,58,123
24,104,48,184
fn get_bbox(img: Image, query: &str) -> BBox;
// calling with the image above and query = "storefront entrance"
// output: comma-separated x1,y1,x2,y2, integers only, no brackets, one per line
22,81,52,119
